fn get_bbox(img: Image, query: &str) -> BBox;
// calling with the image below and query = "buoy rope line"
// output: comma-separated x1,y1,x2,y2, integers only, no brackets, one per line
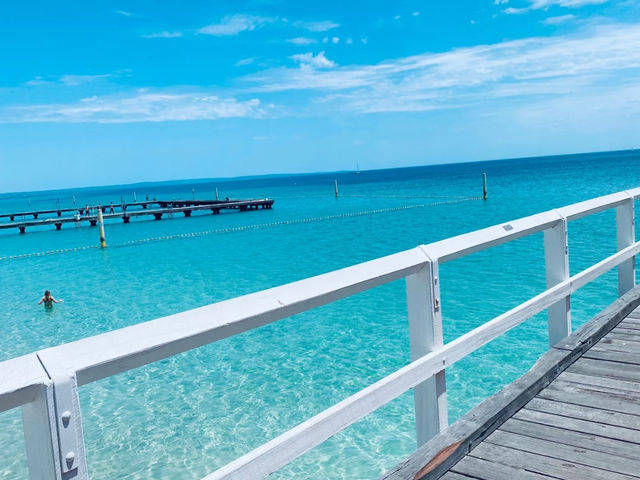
0,196,481,262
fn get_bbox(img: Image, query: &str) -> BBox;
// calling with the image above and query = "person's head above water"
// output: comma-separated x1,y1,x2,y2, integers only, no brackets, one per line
44,290,50,297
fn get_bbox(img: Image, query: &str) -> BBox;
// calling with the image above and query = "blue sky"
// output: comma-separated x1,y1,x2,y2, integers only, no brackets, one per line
1,0,640,191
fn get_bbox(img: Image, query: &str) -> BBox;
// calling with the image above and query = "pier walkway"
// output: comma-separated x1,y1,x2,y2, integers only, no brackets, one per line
383,290,640,480
0,198,273,233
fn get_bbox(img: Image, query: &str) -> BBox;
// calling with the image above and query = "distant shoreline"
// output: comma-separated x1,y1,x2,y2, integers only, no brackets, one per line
1,148,637,197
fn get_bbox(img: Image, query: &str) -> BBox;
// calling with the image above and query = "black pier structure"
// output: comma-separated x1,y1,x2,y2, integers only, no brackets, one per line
0,198,274,234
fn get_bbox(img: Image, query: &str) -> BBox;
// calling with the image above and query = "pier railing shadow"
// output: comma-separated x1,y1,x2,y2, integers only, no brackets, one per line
1,188,639,479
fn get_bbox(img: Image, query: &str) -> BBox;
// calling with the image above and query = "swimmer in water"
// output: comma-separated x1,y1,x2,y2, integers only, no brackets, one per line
38,290,62,308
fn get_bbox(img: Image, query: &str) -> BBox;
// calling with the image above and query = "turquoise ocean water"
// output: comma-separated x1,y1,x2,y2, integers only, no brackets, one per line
1,149,639,479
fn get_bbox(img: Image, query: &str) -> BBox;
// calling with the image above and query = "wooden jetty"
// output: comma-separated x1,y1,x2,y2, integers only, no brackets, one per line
383,287,640,480
0,198,273,234
3,188,640,480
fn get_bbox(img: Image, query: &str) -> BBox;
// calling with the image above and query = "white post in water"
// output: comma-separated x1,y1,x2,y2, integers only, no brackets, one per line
617,195,635,295
133,192,137,202
216,187,219,201
334,180,339,198
97,207,107,248
544,216,570,346
482,172,487,200
406,256,447,446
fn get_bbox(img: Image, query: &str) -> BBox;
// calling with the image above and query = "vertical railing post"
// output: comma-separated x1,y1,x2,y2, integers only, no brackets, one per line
406,254,447,446
617,195,635,295
22,382,62,480
33,351,89,480
544,214,571,346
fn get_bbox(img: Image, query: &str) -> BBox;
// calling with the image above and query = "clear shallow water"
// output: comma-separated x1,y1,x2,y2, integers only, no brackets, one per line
0,150,639,479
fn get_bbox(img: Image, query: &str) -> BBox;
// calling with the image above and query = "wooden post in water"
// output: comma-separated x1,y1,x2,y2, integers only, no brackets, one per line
97,207,107,248
215,187,219,201
133,192,137,202
482,172,488,200
334,180,339,198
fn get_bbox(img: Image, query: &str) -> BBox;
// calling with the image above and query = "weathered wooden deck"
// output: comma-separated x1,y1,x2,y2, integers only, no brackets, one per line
383,287,640,480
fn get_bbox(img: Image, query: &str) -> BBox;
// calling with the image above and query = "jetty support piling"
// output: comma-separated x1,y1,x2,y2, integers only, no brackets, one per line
334,180,339,198
482,172,488,200
97,208,106,248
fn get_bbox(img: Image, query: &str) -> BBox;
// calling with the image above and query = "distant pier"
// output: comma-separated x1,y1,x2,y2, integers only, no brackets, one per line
0,198,274,234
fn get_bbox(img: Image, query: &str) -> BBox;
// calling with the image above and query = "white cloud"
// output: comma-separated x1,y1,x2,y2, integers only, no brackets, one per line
290,51,336,68
115,10,133,17
26,73,118,87
542,14,576,24
287,37,317,45
59,74,113,86
235,57,257,66
141,31,183,39
1,93,264,123
198,15,276,35
505,0,608,13
412,11,421,16
293,20,339,32
331,36,340,44
245,24,640,114
529,0,607,7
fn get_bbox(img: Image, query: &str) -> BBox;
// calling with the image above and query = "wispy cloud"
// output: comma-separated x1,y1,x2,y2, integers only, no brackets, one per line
198,14,276,35
114,9,133,17
235,57,257,67
245,24,640,114
26,72,121,87
290,51,336,68
293,20,340,32
542,14,576,24
287,36,317,45
141,31,183,39
529,0,607,7
505,0,608,14
1,93,264,123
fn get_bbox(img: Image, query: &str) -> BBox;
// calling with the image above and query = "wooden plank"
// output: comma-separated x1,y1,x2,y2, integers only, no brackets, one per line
451,454,555,480
567,357,640,382
514,407,640,444
583,348,640,365
486,429,640,477
525,397,640,431
600,332,640,344
553,286,640,352
612,326,640,335
558,371,640,394
617,321,640,331
439,473,474,480
381,285,640,480
499,417,640,459
470,441,637,480
537,381,640,416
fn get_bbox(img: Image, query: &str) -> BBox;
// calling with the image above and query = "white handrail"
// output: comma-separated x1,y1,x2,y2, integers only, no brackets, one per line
0,188,636,480
205,240,640,479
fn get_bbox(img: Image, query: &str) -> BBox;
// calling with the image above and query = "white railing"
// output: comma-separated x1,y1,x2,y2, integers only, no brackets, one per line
1,188,638,479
